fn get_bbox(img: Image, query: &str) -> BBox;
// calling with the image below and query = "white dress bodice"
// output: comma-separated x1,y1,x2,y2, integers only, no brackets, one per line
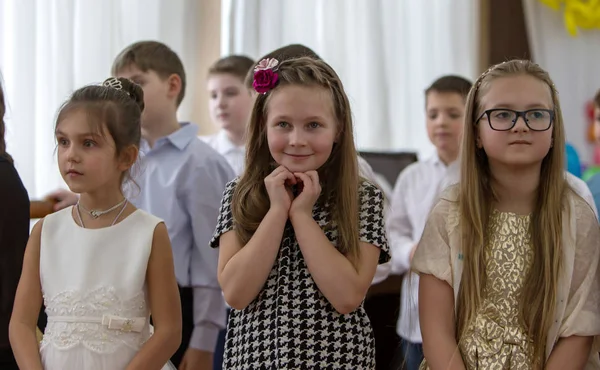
39,207,166,369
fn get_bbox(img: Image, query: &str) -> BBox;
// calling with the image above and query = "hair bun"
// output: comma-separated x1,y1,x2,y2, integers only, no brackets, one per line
102,77,145,112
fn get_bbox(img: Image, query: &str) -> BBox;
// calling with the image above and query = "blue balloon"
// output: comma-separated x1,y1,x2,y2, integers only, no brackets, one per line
565,143,582,178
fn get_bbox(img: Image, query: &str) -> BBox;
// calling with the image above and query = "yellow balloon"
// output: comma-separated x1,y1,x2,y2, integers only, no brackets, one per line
564,8,579,36
539,0,600,36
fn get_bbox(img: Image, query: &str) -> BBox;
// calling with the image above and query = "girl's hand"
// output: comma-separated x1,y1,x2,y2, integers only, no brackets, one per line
264,166,296,213
289,171,321,218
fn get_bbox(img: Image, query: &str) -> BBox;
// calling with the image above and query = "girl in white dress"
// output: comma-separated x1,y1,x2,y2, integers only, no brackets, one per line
9,77,181,370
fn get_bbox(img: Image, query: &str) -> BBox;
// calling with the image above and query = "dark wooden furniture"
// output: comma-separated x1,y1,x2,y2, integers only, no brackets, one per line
359,151,418,188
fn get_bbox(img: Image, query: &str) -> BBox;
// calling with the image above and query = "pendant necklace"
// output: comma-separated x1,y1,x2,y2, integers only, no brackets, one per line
75,199,128,228
78,198,127,219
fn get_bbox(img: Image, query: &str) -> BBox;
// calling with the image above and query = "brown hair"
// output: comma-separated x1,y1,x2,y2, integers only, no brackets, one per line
209,55,255,83
0,79,11,163
244,44,321,89
425,75,473,100
112,41,186,106
56,77,144,185
594,88,600,107
458,60,567,367
234,56,362,268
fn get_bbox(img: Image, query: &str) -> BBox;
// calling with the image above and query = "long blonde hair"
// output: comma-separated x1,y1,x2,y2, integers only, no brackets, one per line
457,60,567,366
232,57,362,267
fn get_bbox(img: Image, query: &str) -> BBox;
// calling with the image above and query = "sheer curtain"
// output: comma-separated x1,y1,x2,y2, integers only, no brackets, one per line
523,0,600,163
221,0,480,158
0,0,202,198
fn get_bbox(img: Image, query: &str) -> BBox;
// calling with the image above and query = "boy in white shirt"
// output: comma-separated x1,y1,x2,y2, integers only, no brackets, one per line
201,55,255,176
388,75,472,370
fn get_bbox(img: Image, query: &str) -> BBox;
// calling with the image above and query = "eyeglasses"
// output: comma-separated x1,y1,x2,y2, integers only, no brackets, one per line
477,108,555,131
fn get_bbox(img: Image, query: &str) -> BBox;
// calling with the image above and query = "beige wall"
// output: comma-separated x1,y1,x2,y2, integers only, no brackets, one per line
191,0,221,136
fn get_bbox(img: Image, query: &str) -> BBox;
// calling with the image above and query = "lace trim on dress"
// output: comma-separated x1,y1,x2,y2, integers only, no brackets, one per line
41,286,150,353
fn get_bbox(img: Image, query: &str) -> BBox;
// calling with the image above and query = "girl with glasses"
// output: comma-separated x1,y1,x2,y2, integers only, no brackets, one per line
412,60,600,369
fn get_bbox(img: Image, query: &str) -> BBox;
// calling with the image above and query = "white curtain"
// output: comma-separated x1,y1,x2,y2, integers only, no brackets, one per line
523,0,600,163
222,0,480,158
0,0,202,199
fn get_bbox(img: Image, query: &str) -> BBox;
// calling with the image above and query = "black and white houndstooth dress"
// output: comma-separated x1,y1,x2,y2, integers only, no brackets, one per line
210,179,390,369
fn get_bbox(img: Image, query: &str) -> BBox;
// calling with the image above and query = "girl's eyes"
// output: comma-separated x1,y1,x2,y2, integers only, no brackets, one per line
56,138,97,147
276,122,321,129
493,111,512,119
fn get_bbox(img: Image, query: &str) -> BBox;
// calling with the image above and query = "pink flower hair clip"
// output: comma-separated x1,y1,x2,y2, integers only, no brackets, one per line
253,58,280,94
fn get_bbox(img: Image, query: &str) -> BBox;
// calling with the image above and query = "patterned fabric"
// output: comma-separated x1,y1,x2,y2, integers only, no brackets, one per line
210,179,390,369
41,287,148,353
413,187,600,369
418,209,534,370
459,210,534,369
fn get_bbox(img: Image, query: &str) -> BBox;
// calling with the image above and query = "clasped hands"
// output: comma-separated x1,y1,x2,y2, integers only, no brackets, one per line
264,165,321,218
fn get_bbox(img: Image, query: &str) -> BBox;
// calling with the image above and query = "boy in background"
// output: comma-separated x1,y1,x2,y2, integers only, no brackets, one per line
200,54,255,369
388,75,472,370
201,55,254,176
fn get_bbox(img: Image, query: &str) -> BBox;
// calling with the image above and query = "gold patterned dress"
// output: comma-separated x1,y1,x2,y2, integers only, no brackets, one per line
420,210,535,370
415,188,600,370
459,210,535,369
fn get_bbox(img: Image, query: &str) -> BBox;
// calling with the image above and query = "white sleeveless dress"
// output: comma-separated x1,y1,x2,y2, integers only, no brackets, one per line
39,207,175,370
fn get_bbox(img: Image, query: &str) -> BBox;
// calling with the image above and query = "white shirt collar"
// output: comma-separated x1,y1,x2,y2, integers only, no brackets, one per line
428,152,458,169
428,152,445,166
216,130,244,155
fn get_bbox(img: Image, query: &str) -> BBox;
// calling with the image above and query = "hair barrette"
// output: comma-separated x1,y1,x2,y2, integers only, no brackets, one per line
103,77,123,90
253,58,280,94
102,77,131,96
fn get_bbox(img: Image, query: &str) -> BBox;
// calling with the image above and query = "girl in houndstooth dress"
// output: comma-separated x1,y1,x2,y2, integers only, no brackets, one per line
210,57,390,369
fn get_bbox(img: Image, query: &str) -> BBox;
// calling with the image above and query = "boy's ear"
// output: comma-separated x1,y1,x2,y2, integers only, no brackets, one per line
166,73,183,102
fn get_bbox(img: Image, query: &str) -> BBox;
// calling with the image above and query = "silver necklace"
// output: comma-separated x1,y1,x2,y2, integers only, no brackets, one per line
75,200,128,228
78,198,127,219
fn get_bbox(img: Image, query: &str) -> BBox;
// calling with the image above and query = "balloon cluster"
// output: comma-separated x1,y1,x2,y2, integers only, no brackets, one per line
539,0,600,36
583,99,600,180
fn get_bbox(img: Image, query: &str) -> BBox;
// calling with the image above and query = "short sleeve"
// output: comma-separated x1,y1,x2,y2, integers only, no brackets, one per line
209,179,237,249
559,200,600,338
411,198,453,285
359,181,390,264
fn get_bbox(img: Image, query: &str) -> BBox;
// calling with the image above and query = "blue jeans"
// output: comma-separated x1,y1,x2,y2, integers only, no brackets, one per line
399,340,423,370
